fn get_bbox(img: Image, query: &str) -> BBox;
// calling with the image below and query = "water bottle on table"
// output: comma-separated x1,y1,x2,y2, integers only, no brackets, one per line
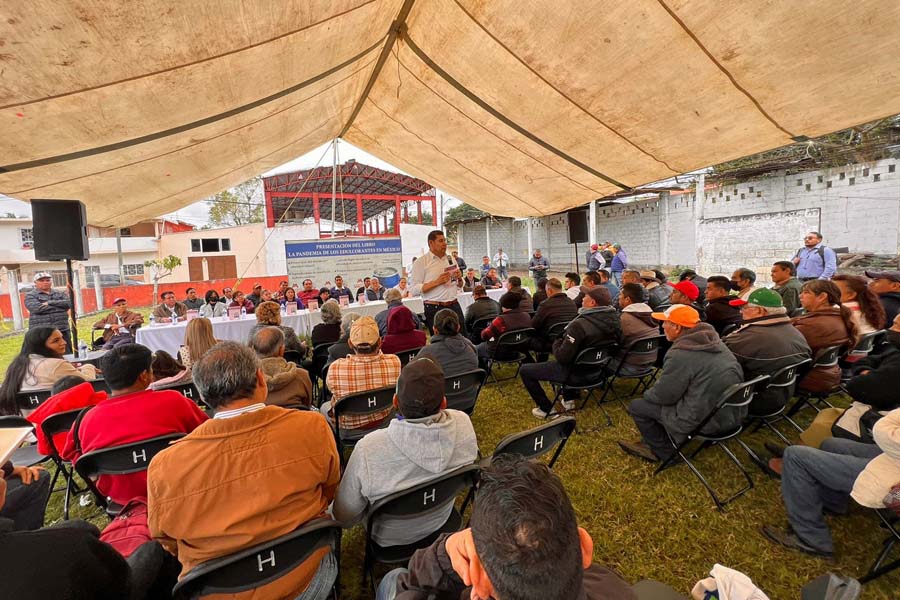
149,314,155,327
241,307,247,320
78,340,88,359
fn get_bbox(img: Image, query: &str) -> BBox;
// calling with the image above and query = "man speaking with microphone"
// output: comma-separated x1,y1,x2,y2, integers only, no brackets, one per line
410,229,466,334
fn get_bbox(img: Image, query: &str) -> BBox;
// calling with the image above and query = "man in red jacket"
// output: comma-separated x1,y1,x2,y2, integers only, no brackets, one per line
62,344,208,506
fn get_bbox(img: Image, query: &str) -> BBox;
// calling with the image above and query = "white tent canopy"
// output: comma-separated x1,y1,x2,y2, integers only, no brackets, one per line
2,0,899,226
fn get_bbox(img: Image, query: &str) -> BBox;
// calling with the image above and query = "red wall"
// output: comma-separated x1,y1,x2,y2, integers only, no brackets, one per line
0,275,291,321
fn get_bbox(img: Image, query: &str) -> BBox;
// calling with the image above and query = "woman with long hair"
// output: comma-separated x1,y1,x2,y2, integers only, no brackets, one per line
149,350,192,390
178,318,218,369
0,327,97,415
792,280,858,393
833,274,886,334
280,286,305,311
250,301,306,355
199,289,226,318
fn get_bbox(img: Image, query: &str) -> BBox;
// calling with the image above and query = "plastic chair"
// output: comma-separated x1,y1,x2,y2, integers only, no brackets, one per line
443,369,487,415
331,387,395,467
549,347,614,425
487,416,577,470
598,335,663,407
484,328,535,383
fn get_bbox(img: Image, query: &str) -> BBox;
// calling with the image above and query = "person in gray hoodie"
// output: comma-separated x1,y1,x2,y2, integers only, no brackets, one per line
619,305,744,462
332,358,478,548
415,309,478,376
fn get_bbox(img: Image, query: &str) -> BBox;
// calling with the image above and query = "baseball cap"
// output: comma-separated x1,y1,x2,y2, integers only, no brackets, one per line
652,305,701,328
112,297,127,305
33,271,52,282
668,280,699,301
639,270,660,282
253,283,262,289
579,285,612,306
865,270,900,283
349,316,380,347
730,288,783,308
396,358,445,417
591,243,599,251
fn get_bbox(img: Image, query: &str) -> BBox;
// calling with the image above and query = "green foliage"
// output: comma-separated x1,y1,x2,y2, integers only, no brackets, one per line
207,177,264,227
444,202,487,224
143,255,182,280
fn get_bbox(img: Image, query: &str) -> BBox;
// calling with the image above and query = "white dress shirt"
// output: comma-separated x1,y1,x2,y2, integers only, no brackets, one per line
410,251,462,302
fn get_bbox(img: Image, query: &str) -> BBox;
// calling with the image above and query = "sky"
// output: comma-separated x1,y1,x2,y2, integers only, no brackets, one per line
0,140,460,228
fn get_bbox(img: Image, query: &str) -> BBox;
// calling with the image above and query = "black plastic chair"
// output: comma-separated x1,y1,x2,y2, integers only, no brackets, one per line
655,375,770,511
545,320,570,340
488,416,576,470
443,369,487,415
859,509,900,584
159,381,207,408
841,330,886,383
599,335,663,407
720,323,739,337
484,328,535,383
283,349,305,366
331,387,395,466
787,344,847,417
745,358,813,446
467,317,495,345
362,464,480,590
75,433,185,516
549,347,614,425
309,343,336,404
89,378,110,393
16,388,53,412
173,518,342,599
393,346,425,367
41,408,90,520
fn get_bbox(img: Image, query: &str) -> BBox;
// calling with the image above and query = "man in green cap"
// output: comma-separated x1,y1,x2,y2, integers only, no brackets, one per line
725,288,812,415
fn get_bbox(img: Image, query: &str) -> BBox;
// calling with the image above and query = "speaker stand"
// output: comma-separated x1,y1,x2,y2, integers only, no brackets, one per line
574,241,580,274
66,258,79,352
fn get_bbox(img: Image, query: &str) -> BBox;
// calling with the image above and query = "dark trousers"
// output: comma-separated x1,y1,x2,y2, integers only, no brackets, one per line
0,470,51,531
627,397,682,461
424,301,467,336
520,361,577,413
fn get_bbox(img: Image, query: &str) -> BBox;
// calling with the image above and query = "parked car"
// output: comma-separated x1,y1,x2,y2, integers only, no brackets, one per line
85,274,144,288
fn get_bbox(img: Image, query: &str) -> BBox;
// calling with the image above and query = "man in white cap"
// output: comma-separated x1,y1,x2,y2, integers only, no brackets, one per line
24,272,73,353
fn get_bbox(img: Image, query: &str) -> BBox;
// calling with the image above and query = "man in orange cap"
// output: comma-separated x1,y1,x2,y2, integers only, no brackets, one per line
618,305,743,462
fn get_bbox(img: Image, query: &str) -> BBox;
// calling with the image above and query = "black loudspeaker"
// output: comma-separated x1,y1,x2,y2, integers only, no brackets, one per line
32,199,90,261
567,208,589,244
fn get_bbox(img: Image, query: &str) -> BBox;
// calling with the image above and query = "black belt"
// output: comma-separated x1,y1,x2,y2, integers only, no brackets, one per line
424,300,459,307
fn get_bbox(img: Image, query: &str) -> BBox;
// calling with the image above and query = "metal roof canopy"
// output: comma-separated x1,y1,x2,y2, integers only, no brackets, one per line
2,1,900,226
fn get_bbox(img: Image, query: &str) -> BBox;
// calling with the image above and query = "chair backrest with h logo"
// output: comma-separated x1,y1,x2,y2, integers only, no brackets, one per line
172,518,341,598
443,369,487,414
368,463,480,523
491,416,576,469
16,388,52,411
394,347,425,367
333,386,396,445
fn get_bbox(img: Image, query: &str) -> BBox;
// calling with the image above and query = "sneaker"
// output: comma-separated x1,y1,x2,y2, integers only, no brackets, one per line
760,525,833,558
532,407,556,419
617,440,659,463
562,400,576,411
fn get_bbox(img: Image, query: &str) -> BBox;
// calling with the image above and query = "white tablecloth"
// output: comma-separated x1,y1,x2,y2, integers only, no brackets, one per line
135,297,426,356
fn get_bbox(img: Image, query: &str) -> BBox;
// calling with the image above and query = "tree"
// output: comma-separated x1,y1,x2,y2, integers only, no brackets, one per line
144,255,183,302
206,177,264,227
443,202,487,243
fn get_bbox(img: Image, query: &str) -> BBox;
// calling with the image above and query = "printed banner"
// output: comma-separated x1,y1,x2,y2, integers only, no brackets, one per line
285,238,403,289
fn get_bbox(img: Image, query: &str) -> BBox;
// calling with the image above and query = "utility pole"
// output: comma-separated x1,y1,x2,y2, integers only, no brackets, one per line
116,227,125,282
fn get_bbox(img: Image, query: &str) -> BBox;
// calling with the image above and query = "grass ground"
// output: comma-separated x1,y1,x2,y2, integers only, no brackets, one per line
5,300,898,598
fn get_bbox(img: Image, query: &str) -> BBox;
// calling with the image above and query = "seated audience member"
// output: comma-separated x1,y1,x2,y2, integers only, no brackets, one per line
311,301,343,347
228,290,255,314
531,278,578,358
356,277,371,299
506,276,532,310
521,286,620,418
395,277,412,298
152,291,187,323
704,276,743,336
261,289,275,304
730,268,758,301
250,327,313,407
177,317,218,369
462,269,480,293
27,377,106,456
245,283,263,307
333,359,478,547
725,289,812,414
382,306,427,355
222,287,234,303
61,344,208,506
866,269,900,325
416,309,478,376
382,455,639,600
620,270,649,304
833,274,886,335
326,313,363,368
183,288,203,311
792,280,858,393
598,269,620,306
464,285,500,344
93,298,143,349
639,271,671,310
480,268,502,290
366,277,385,301
667,280,706,321
762,407,900,558
199,289,226,318
531,277,548,311
479,255,492,277
148,342,340,597
0,458,49,531
476,292,533,367
771,261,803,314
148,350,192,390
376,289,423,336
323,317,401,431
610,283,659,376
678,270,707,303
0,327,97,415
275,280,290,301
619,306,743,462
250,301,307,355
298,279,320,306
573,271,602,309
280,286,306,311
317,287,332,305
564,272,582,301
330,275,353,301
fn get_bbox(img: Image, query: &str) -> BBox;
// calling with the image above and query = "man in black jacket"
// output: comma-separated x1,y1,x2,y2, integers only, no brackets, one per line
531,278,578,360
520,286,621,418
464,285,500,344
704,276,742,336
841,314,900,437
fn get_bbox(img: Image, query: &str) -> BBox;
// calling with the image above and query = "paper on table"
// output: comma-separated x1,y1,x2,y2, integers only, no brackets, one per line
0,427,34,467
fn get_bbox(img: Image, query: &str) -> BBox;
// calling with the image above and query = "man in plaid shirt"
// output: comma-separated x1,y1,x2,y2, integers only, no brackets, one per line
323,316,401,430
